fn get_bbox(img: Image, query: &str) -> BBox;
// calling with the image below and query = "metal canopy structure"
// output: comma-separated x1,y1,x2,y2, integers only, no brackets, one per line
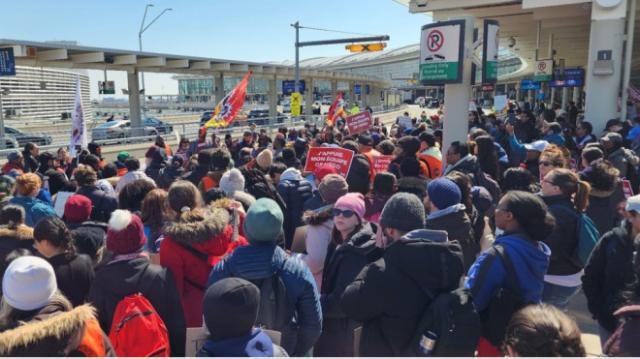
0,39,387,84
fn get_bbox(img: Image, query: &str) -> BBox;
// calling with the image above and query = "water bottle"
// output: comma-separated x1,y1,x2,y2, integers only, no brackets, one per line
418,330,438,355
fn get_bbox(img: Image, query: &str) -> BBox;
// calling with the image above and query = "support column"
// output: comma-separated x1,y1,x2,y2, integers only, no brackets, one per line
443,16,474,167
304,78,313,117
268,76,277,118
573,86,581,108
516,86,521,102
550,87,556,107
215,73,224,104
561,87,569,111
584,1,627,134
127,70,142,136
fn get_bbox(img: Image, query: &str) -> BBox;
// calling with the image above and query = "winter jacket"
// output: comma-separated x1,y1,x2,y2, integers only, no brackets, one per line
419,148,443,179
0,225,34,291
585,184,626,236
543,132,565,147
9,196,57,227
48,252,95,307
23,152,38,173
603,305,640,357
208,244,322,356
1,161,24,175
144,160,166,183
364,194,391,224
514,119,539,143
607,147,639,179
465,232,551,312
76,185,118,223
315,225,382,356
341,229,464,356
582,222,637,332
302,208,334,290
115,170,156,193
426,205,478,272
181,165,209,187
161,207,248,327
542,195,583,275
197,329,288,357
348,154,373,195
157,165,184,189
0,302,114,356
388,155,430,180
303,190,325,212
88,256,186,356
445,155,501,204
278,169,313,249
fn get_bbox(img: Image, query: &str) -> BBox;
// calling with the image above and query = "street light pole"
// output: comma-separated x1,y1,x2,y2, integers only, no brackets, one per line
292,21,300,93
138,4,172,118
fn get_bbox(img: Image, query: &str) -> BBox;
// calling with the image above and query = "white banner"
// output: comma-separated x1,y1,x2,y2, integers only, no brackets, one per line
70,77,87,156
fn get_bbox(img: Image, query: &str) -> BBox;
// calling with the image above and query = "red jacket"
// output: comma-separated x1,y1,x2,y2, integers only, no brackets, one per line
160,207,247,327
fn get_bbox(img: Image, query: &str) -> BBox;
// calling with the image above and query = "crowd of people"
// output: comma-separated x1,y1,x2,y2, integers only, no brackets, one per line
0,100,640,357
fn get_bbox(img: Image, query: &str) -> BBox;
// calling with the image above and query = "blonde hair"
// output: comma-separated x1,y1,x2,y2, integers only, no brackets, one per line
540,144,569,168
15,173,41,197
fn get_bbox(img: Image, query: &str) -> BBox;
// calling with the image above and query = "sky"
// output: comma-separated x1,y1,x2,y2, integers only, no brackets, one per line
1,0,431,99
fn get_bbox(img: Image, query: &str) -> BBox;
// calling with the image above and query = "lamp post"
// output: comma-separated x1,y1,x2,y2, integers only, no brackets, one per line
138,4,172,117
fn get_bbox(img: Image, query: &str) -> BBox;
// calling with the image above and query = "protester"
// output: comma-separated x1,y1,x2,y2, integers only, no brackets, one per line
580,160,625,235
0,205,34,284
2,151,24,175
198,148,232,193
601,131,639,178
140,188,170,252
9,173,56,227
115,158,156,192
22,142,39,173
219,168,256,211
75,165,117,223
117,179,156,214
539,144,570,180
418,131,442,179
277,167,313,249
364,172,396,223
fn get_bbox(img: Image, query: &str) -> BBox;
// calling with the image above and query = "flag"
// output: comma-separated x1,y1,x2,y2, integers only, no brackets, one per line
70,77,87,156
326,92,346,126
205,71,252,128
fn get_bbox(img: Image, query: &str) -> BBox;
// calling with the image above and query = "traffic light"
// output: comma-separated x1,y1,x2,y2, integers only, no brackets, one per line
345,42,387,53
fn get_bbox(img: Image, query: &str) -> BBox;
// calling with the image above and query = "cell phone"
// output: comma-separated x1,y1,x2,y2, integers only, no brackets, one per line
507,113,517,126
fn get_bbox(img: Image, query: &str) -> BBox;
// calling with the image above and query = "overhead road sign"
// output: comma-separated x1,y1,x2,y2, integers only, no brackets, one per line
534,59,553,81
283,80,305,95
482,20,500,84
0,47,16,76
419,20,465,85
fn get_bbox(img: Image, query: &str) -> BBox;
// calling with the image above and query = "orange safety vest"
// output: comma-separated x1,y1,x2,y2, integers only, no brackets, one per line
201,177,218,192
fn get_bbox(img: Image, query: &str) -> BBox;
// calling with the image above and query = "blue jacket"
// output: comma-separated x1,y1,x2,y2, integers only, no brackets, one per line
208,244,322,356
197,329,275,357
543,132,565,147
465,232,550,312
507,134,527,165
9,196,57,227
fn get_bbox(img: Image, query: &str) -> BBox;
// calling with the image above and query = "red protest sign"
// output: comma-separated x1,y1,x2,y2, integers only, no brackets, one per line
372,155,393,174
346,111,373,134
622,179,634,199
304,147,355,177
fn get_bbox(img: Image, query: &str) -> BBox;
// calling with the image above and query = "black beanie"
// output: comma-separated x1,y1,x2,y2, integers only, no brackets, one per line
379,192,425,233
203,278,260,341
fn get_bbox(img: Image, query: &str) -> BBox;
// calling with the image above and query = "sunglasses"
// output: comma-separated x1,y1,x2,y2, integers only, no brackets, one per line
332,208,356,218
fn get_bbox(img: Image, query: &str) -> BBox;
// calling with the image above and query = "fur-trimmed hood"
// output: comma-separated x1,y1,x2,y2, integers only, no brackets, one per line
0,224,33,241
0,304,96,355
164,207,230,245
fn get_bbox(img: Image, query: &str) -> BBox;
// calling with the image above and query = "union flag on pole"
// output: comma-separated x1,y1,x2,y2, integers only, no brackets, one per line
326,92,346,126
204,71,252,128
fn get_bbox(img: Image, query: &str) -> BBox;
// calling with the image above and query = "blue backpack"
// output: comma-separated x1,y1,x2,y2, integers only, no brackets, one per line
553,206,600,265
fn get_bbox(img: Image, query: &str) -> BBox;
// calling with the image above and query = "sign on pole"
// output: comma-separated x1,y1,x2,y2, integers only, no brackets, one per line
291,92,302,116
534,60,553,81
98,81,115,94
304,147,355,178
419,20,465,85
346,111,373,134
354,84,362,95
282,80,305,95
482,20,500,84
0,48,16,76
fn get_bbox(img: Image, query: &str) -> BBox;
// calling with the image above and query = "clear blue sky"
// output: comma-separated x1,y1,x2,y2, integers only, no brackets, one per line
1,0,431,97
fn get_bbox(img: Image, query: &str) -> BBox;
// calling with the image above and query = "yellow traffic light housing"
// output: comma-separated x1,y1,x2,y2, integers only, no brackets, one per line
345,42,387,53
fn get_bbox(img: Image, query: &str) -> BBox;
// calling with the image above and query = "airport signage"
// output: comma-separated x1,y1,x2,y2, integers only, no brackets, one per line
0,48,16,76
419,20,465,85
304,147,355,178
365,84,370,94
98,81,115,94
520,79,541,91
354,84,362,95
534,59,553,81
282,80,305,95
482,20,500,84
481,83,495,92
549,68,585,88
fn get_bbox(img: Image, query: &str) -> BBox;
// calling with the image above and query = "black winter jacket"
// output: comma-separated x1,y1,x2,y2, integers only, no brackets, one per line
76,185,118,223
341,230,464,356
542,195,582,275
425,209,477,272
0,225,35,290
582,222,637,332
277,174,313,249
88,256,186,356
315,226,382,356
48,252,94,307
585,185,626,236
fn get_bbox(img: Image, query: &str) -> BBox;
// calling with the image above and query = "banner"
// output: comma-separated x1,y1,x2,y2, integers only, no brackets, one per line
70,77,87,156
622,179,634,199
304,147,355,178
346,111,372,134
205,71,252,128
371,155,393,174
326,92,346,126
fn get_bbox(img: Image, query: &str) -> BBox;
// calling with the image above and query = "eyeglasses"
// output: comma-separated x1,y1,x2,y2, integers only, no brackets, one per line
539,161,555,167
332,208,356,218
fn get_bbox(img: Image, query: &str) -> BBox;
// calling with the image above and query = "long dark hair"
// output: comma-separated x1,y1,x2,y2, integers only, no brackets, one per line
502,191,555,242
475,135,500,181
446,171,473,216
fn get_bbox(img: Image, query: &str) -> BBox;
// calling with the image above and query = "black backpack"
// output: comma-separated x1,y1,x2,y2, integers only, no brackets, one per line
245,260,290,333
478,244,530,348
406,287,481,356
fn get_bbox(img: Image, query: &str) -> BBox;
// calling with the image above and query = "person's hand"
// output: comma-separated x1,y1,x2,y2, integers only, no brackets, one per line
375,224,387,248
506,123,515,135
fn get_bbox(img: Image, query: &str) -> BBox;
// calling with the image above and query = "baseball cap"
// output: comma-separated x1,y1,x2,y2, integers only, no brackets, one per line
524,140,549,153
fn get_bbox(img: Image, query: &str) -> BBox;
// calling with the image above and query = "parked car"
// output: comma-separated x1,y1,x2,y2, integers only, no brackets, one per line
91,120,157,142
143,117,173,134
0,136,20,149
4,127,53,146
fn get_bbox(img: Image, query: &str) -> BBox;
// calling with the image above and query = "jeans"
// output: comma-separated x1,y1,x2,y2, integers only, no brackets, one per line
542,282,581,311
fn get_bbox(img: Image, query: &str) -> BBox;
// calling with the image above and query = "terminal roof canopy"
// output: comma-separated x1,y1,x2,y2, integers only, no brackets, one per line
0,39,387,86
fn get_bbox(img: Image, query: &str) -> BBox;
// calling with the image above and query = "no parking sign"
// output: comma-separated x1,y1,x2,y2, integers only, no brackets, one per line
419,20,465,85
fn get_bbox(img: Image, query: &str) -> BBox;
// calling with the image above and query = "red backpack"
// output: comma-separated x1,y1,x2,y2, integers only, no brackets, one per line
108,293,170,357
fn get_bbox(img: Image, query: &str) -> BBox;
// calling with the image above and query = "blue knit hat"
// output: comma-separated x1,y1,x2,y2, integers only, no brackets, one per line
427,178,462,210
244,198,284,245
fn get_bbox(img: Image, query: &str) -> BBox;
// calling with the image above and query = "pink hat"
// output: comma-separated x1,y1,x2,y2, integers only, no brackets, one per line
334,193,366,220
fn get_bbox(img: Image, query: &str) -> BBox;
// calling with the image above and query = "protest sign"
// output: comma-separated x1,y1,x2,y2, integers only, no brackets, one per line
346,111,373,134
304,147,355,177
371,155,394,174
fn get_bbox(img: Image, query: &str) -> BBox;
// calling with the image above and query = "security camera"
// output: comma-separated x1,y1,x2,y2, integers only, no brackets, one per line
415,0,428,7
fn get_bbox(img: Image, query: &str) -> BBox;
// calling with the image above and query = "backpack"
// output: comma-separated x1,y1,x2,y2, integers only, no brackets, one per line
552,205,601,265
108,293,170,357
407,287,481,356
478,245,530,348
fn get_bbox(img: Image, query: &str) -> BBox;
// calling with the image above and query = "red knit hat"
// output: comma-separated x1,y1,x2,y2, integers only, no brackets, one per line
106,210,146,254
314,164,338,182
63,194,92,224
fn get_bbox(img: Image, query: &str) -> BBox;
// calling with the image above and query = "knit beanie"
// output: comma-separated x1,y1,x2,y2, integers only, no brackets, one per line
314,164,338,182
334,193,366,220
203,277,260,341
319,174,349,205
63,194,92,224
219,168,245,196
256,149,273,170
379,192,425,232
106,210,146,254
72,225,106,260
243,198,284,245
427,178,462,210
3,256,57,311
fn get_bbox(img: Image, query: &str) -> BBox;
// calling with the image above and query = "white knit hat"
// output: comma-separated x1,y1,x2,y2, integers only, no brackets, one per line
219,168,245,196
2,256,57,311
